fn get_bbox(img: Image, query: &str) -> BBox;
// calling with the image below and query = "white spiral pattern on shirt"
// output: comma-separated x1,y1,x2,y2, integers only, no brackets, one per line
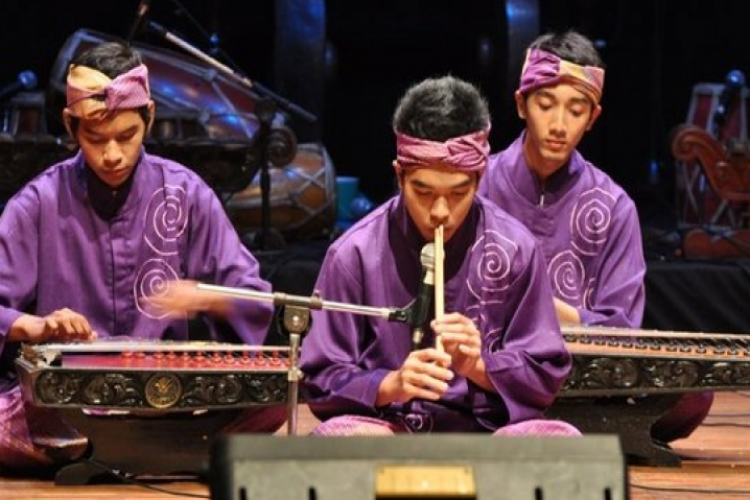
144,185,189,256
570,187,614,256
468,230,516,301
548,250,585,302
135,258,180,319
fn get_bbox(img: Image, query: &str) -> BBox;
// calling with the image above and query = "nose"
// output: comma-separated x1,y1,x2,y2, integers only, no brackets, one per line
430,196,450,225
550,107,567,136
102,140,123,166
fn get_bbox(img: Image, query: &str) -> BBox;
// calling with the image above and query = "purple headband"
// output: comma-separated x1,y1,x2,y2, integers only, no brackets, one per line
518,48,605,104
395,127,491,173
66,64,151,119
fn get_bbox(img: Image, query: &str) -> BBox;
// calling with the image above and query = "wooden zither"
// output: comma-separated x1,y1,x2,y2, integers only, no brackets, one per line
549,324,750,466
17,341,292,412
17,325,750,476
15,341,296,484
18,326,749,408
561,324,750,397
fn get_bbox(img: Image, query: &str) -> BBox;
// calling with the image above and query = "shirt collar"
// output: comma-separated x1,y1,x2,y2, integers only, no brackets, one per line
84,151,143,220
508,131,584,204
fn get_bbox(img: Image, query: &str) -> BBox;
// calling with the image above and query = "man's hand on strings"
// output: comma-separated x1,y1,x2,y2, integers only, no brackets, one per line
9,308,97,343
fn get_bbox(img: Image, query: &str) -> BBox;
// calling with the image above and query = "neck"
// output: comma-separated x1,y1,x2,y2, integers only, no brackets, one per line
521,134,565,182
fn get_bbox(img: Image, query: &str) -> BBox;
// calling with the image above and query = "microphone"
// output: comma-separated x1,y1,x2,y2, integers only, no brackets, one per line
0,70,37,103
410,243,435,350
126,0,152,42
713,69,746,131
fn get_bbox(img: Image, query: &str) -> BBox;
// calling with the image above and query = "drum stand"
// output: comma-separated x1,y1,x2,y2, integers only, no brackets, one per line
252,97,297,250
146,21,315,250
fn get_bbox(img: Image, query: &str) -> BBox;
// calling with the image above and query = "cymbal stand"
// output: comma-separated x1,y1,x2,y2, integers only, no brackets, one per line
146,21,312,249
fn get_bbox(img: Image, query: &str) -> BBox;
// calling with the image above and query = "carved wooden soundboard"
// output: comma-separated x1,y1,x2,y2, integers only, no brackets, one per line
19,326,750,411
16,341,291,413
19,328,750,468
560,324,750,397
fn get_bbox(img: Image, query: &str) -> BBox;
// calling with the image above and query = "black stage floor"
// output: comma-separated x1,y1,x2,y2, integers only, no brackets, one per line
645,257,750,334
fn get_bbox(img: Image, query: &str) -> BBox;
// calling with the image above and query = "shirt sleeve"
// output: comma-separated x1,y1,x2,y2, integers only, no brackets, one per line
184,184,274,345
479,243,572,424
577,197,646,328
0,192,40,355
298,246,392,421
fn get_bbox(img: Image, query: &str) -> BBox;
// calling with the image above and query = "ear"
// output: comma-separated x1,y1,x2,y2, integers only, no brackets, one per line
62,108,76,140
587,104,602,131
514,90,527,120
146,100,156,134
393,160,404,190
393,160,412,191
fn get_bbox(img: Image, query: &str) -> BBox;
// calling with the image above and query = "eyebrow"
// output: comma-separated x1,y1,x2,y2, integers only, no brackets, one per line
82,124,140,137
411,177,474,190
535,89,590,107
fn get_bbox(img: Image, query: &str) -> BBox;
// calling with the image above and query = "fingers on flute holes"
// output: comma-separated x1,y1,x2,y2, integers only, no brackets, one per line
414,388,442,401
458,344,480,356
408,380,446,401
421,367,453,389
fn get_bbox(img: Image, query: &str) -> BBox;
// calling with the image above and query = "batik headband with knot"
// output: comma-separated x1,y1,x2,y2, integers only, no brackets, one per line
518,48,605,104
395,127,491,174
66,64,151,120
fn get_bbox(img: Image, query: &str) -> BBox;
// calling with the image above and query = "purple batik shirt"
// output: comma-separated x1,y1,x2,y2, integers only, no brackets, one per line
299,195,570,431
0,149,273,389
479,133,646,327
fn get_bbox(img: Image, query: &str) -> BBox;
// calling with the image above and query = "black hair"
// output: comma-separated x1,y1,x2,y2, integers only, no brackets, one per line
71,41,143,78
528,30,604,69
392,75,490,142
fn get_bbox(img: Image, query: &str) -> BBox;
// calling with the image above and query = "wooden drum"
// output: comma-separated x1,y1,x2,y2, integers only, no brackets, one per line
226,143,336,241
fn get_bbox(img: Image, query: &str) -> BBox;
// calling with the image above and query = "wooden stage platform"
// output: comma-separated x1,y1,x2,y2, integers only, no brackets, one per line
3,391,750,499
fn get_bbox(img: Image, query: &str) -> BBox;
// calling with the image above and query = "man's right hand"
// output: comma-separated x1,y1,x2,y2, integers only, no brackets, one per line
375,348,454,406
8,308,97,343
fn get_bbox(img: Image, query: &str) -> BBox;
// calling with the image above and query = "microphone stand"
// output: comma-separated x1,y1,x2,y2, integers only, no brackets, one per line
278,303,307,436
147,21,316,123
197,283,410,322
146,21,315,250
197,284,411,436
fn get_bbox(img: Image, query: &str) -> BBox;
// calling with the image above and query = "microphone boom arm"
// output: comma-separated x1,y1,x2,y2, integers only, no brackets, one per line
197,281,409,436
197,283,410,323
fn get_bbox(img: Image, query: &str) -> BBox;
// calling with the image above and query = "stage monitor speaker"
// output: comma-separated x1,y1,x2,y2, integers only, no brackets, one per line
210,434,626,500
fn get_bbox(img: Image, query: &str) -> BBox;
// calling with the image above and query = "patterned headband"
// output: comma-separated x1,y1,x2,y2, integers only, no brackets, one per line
518,48,605,104
66,64,151,120
395,127,491,174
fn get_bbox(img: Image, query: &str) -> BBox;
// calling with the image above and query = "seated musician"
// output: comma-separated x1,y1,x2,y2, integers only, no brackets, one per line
0,41,285,471
477,30,712,443
298,75,579,436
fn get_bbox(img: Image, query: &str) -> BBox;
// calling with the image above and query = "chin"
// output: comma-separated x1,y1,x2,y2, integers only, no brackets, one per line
541,153,568,170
